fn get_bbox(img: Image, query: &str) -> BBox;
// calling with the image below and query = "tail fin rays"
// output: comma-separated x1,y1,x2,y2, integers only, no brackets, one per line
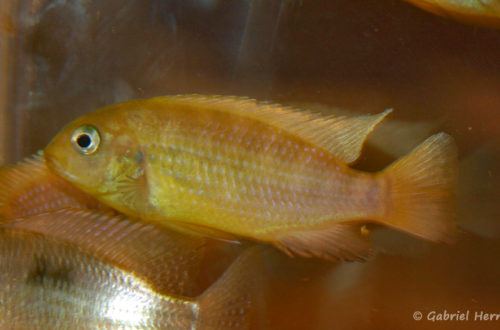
381,132,458,242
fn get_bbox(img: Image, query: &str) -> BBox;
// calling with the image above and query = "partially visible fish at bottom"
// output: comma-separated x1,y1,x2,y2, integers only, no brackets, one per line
0,155,208,296
7,208,207,297
0,229,262,329
0,153,111,221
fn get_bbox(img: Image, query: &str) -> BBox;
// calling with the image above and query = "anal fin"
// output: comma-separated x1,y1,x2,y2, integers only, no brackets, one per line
274,223,374,262
165,221,241,244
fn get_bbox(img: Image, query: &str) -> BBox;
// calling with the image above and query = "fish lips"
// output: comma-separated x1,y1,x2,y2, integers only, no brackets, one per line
43,150,81,183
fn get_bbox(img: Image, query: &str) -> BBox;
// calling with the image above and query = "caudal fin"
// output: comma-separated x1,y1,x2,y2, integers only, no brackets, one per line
197,246,264,330
381,132,458,242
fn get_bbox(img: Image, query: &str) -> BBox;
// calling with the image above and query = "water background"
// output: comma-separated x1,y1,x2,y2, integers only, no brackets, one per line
1,1,499,329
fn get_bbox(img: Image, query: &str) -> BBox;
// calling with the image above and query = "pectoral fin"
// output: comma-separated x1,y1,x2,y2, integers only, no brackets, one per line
273,223,374,261
115,172,149,211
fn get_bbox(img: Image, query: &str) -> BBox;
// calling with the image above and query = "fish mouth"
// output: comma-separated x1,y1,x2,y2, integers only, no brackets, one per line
43,152,80,182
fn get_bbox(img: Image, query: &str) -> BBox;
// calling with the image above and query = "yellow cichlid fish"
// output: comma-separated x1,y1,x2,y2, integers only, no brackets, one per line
0,226,261,329
403,0,500,28
44,95,458,261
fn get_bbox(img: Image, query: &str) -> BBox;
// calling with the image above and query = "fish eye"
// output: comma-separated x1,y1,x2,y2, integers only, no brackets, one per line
71,125,101,155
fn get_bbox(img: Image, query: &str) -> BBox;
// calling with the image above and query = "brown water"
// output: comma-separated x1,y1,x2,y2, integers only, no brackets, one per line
1,0,499,329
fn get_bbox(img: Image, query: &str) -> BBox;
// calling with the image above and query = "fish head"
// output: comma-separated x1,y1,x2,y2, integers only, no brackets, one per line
44,104,146,205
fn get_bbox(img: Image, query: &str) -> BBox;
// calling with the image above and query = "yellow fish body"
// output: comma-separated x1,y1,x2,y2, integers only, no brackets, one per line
404,0,500,27
44,95,458,260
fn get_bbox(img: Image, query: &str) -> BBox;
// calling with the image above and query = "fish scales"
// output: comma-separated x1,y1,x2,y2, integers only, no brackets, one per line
0,154,110,221
0,226,261,328
136,105,379,235
44,95,457,260
0,229,197,328
0,158,210,296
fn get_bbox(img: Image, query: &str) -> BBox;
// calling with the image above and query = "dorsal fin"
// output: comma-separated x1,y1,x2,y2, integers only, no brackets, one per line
9,209,206,296
152,95,392,164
